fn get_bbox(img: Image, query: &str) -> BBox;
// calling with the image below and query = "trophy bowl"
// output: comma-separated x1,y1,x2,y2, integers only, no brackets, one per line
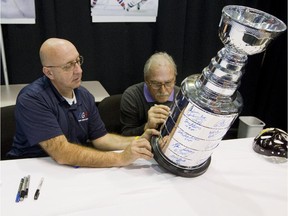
219,5,287,55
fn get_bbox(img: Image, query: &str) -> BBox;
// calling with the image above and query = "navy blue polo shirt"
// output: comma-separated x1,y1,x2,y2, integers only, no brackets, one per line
7,76,107,158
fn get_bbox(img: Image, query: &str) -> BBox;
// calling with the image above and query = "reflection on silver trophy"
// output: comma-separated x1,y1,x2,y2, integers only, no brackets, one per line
151,5,287,177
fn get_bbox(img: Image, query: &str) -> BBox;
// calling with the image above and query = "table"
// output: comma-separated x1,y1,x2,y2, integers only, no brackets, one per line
0,81,109,107
0,138,287,216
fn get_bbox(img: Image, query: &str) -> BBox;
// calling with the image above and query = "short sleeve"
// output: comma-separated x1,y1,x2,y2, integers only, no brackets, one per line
16,92,63,145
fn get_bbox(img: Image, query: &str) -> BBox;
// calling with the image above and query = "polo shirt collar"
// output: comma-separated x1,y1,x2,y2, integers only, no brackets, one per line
45,76,81,106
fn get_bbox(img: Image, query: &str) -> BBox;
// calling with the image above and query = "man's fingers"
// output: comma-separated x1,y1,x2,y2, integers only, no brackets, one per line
143,129,160,137
154,104,170,111
150,105,170,116
130,140,153,159
137,146,154,159
157,113,168,121
134,138,152,150
141,154,154,160
138,147,153,158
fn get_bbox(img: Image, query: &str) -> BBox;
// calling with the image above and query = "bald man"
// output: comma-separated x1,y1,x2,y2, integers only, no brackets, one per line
7,38,159,167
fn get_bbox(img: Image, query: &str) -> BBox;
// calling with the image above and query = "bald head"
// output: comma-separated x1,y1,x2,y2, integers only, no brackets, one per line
39,38,77,67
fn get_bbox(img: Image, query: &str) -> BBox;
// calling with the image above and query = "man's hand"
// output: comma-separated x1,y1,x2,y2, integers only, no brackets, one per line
141,128,160,141
144,104,170,131
120,137,154,166
119,128,160,166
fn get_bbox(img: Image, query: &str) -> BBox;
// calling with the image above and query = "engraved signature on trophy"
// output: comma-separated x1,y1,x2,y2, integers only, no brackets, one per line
184,118,201,131
169,154,188,165
185,108,207,125
171,142,194,158
213,119,227,128
176,129,198,142
208,129,227,139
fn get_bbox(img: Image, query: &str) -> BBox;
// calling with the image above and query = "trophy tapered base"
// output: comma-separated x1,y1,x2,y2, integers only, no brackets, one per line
151,136,211,177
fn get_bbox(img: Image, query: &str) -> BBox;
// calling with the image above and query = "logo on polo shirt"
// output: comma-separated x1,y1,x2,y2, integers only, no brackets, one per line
78,111,88,122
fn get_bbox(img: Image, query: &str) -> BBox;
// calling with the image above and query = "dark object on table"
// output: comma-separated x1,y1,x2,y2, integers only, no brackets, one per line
253,128,287,159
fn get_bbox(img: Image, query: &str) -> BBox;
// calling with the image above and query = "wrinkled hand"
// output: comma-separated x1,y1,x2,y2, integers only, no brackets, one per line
145,104,170,130
120,137,154,166
141,128,160,141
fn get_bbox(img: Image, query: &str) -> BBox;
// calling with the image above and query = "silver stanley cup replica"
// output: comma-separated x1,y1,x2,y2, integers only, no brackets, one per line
151,5,287,177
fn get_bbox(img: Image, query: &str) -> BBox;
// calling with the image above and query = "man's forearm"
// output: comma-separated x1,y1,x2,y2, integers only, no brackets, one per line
61,144,125,167
40,135,126,168
92,133,135,151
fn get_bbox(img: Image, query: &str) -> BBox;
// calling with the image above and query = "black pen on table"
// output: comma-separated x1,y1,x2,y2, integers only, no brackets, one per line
20,176,27,201
25,175,30,198
34,177,44,200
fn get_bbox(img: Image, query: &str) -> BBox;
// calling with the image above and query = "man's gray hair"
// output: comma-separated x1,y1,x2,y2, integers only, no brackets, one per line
144,52,177,79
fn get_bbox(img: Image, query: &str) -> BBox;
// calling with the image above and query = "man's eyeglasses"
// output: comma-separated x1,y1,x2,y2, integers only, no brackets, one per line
44,56,84,72
148,80,175,90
